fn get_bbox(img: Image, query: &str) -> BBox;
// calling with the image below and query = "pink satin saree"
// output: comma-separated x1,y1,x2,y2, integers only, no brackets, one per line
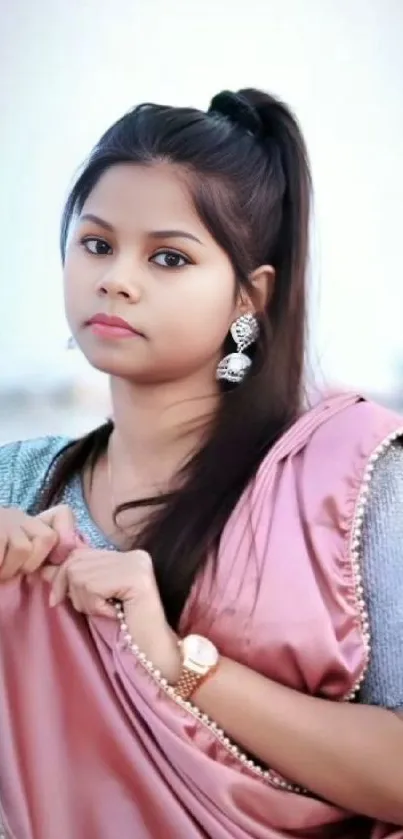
1,394,402,838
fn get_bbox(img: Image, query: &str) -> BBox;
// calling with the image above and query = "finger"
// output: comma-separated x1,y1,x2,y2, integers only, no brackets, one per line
41,565,59,585
66,584,84,614
48,566,69,607
93,600,116,619
24,515,59,545
21,521,59,573
0,530,32,581
58,548,98,575
81,593,116,619
39,505,77,551
47,553,88,607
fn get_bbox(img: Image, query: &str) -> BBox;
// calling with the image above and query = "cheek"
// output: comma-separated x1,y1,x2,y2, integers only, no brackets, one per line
161,269,236,351
63,266,77,324
63,251,90,317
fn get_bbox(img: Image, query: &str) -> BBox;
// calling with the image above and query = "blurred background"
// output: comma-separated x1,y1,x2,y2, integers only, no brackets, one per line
1,0,402,444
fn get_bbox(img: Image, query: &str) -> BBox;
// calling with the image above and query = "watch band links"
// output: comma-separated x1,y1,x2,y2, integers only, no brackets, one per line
175,667,203,700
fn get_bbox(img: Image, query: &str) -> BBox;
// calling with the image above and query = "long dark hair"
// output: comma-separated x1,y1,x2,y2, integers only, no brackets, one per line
41,88,311,628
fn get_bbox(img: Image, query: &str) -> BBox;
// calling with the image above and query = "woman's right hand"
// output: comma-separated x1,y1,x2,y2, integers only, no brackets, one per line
0,505,77,582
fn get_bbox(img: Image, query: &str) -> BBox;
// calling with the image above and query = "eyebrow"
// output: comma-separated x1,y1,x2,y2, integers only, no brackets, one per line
148,229,204,245
79,213,115,231
79,214,203,245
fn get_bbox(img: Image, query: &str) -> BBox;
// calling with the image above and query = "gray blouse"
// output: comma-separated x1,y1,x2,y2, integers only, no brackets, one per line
360,442,403,710
0,434,402,710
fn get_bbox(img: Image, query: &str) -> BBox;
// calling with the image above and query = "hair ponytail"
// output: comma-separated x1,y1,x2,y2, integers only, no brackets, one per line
240,89,311,413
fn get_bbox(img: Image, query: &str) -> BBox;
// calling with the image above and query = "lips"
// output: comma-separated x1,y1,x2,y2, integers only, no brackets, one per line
87,312,143,335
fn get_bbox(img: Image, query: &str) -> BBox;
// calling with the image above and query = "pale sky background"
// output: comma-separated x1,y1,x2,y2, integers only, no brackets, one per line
1,0,403,399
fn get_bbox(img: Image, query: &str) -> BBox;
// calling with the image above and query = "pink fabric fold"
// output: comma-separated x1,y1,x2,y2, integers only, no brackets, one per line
1,393,402,838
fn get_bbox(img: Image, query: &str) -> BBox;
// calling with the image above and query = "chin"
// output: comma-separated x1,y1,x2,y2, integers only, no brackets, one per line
81,345,210,385
79,343,142,377
84,352,156,383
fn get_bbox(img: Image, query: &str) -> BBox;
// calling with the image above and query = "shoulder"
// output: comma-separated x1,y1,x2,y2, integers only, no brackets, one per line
284,395,402,479
252,396,403,537
307,397,403,455
0,435,71,511
256,395,403,486
305,397,403,492
311,397,403,505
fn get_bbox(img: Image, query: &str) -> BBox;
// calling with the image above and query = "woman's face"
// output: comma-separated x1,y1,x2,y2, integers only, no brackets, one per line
64,162,241,386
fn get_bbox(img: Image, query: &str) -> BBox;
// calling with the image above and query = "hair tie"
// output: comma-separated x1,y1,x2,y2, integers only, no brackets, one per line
208,91,262,138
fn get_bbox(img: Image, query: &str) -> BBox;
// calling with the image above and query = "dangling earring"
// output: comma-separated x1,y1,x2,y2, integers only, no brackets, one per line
66,335,76,350
216,313,259,384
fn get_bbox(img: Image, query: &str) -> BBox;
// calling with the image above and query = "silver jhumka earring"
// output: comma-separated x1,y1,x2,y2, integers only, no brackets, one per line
216,313,259,384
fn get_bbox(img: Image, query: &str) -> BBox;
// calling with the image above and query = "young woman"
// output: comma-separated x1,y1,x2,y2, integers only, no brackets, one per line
0,88,402,839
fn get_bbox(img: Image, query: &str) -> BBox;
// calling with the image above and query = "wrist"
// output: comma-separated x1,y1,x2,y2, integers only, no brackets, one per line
173,634,220,700
123,600,181,684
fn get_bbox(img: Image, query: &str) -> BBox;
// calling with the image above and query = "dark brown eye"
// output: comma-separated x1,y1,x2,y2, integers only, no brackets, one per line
82,237,112,256
151,251,189,268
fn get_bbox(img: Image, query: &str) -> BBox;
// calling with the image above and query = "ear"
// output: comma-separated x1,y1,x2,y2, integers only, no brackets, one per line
249,265,275,312
236,265,275,316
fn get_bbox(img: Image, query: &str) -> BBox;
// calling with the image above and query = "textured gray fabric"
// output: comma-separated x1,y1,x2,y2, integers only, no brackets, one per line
0,434,402,709
0,437,112,549
360,441,403,710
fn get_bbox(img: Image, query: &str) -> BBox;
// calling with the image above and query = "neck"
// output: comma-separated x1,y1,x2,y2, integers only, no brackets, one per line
108,374,220,491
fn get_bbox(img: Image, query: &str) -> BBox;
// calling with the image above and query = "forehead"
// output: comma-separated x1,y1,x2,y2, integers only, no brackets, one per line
82,162,204,234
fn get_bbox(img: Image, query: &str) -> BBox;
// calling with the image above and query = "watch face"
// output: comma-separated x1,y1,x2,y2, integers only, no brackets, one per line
182,635,219,668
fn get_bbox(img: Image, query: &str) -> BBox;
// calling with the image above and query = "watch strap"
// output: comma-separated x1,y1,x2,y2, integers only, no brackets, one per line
175,666,204,700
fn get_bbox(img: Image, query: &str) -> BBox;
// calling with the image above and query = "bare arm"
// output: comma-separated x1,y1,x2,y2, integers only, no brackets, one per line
194,659,403,823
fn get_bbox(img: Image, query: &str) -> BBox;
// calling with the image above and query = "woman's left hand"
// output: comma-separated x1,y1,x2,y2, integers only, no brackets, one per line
42,548,181,683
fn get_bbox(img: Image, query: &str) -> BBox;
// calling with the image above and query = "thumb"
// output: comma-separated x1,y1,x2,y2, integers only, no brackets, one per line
41,565,59,585
38,505,77,565
91,596,117,619
39,504,76,545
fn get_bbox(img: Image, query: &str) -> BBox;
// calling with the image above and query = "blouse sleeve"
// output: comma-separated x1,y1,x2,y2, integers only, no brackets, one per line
0,436,69,511
0,441,20,506
359,440,403,711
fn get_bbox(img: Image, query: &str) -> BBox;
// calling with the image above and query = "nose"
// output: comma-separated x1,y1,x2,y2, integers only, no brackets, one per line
96,264,141,303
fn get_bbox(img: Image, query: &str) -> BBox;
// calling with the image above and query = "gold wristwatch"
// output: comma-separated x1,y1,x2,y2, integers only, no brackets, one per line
175,635,219,700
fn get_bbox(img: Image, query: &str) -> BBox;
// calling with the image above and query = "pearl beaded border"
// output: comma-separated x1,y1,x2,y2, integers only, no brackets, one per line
114,602,304,794
344,428,403,701
114,428,403,795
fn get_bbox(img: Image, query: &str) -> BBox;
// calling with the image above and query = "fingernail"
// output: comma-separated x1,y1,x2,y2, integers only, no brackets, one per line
49,592,57,608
